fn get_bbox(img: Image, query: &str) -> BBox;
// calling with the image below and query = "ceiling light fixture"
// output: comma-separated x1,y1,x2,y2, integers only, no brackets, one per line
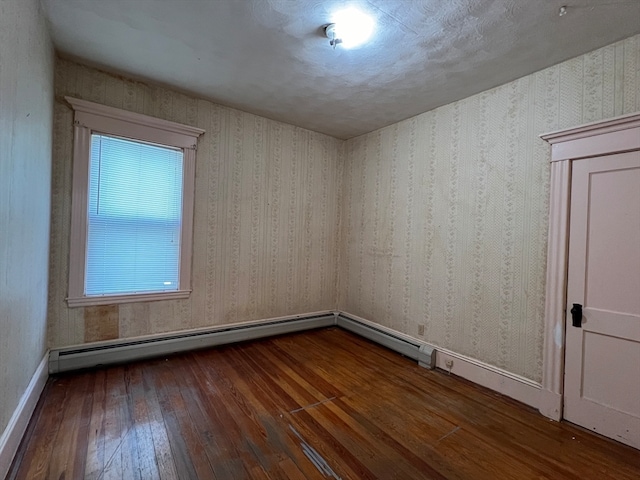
324,7,375,49
325,23,341,48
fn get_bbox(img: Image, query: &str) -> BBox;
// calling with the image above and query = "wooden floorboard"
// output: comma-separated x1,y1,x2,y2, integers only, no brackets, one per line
7,327,640,479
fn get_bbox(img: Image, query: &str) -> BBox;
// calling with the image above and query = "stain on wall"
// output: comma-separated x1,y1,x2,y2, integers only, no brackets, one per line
84,305,119,342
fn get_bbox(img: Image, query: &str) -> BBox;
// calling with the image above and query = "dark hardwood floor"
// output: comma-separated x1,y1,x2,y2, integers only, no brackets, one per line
8,327,640,479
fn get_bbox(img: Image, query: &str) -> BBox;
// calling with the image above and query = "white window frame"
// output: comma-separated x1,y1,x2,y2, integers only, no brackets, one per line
66,97,204,307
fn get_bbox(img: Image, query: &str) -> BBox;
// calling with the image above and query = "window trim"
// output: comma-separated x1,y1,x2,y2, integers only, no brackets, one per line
66,97,204,307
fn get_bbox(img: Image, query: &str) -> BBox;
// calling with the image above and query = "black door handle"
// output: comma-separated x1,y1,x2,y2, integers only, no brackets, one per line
570,304,582,328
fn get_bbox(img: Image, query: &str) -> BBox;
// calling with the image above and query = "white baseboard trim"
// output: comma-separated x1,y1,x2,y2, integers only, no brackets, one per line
337,311,541,409
538,388,563,421
433,347,541,409
0,353,49,479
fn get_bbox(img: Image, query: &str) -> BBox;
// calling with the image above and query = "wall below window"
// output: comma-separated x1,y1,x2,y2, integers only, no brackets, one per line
48,59,342,347
0,0,54,442
338,34,640,382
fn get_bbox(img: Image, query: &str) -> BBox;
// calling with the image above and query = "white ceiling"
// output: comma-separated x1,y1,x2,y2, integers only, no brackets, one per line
43,0,640,139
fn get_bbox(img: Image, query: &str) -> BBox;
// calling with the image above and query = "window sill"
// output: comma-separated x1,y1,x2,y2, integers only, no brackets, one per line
66,290,191,308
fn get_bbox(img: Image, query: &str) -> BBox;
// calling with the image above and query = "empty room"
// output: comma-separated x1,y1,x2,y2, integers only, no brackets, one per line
1,0,639,478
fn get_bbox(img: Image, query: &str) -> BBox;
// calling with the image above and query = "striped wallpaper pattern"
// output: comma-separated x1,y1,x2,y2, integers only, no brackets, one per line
338,35,640,381
48,34,639,382
48,59,342,347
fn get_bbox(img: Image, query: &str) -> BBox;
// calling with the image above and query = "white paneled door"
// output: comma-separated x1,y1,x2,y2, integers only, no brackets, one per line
564,150,640,449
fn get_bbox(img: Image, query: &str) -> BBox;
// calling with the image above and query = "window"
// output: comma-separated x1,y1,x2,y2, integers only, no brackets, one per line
86,134,184,295
66,97,204,307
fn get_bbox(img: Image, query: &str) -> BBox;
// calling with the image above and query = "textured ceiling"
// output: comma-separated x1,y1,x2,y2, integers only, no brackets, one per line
43,0,640,139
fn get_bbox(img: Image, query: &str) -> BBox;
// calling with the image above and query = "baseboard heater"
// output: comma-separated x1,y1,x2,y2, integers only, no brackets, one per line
49,311,436,374
49,313,335,374
336,313,436,370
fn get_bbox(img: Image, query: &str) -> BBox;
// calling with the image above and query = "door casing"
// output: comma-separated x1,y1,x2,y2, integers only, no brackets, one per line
540,112,640,421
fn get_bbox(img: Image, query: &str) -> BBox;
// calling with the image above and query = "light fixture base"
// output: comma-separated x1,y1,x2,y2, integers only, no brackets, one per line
324,23,342,48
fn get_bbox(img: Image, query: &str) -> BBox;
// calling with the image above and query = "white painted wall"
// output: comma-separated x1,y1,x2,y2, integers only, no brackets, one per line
0,0,54,440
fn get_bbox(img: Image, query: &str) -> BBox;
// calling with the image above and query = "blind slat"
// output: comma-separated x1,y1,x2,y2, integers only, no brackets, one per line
86,134,184,295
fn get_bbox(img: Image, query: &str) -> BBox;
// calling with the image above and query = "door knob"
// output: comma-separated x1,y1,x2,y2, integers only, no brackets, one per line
570,303,582,328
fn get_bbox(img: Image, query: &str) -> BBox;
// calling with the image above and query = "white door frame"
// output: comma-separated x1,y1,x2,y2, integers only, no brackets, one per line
539,112,640,420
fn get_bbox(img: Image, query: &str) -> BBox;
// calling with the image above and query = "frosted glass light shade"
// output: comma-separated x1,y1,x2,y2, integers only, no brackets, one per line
332,8,375,49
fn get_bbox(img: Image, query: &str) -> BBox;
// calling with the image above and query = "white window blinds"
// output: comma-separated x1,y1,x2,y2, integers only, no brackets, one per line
86,134,184,296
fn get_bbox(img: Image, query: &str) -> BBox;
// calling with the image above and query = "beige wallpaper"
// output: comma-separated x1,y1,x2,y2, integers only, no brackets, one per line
338,34,640,382
48,59,342,347
49,35,639,383
0,0,53,437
